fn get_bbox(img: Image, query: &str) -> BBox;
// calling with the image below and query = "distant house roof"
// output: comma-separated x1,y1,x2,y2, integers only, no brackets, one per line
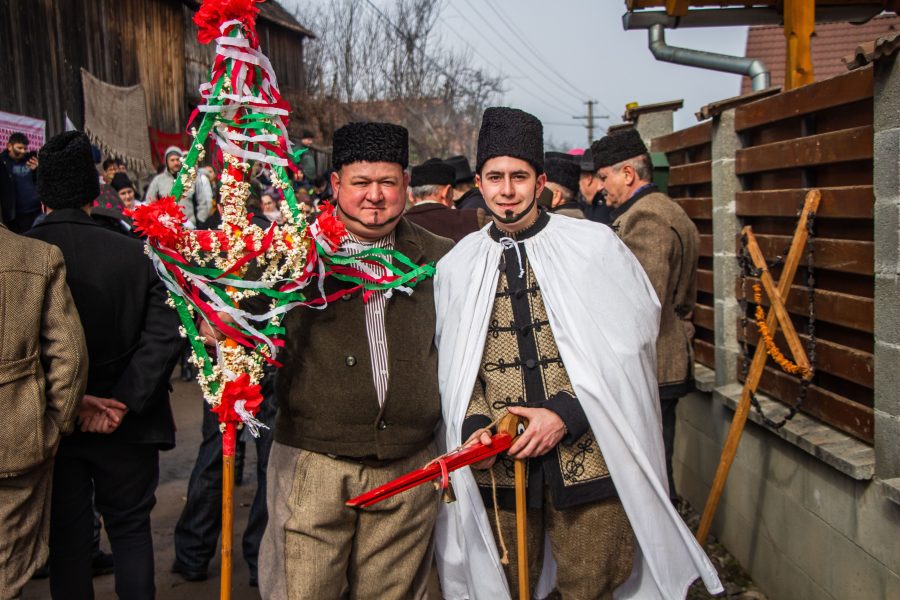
258,0,315,38
741,13,899,94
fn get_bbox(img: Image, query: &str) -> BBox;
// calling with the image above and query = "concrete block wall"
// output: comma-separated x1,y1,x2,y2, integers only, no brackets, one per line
675,392,900,600
873,53,900,480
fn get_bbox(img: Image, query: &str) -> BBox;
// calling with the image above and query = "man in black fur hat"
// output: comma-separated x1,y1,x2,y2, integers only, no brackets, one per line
544,153,584,219
446,154,488,210
26,131,182,600
433,108,722,599
574,147,613,225
405,157,486,242
593,127,700,503
255,122,454,599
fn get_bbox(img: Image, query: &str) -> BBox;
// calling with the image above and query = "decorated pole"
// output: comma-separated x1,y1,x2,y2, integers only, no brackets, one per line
127,3,438,597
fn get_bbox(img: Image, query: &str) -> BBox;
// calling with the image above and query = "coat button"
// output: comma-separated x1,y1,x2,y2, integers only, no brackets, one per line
342,293,352,301
525,358,537,369
378,419,387,430
345,356,357,367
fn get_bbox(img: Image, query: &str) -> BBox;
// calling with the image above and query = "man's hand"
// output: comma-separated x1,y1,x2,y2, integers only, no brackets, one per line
463,427,497,470
26,156,38,171
507,406,565,460
198,312,235,347
78,395,128,434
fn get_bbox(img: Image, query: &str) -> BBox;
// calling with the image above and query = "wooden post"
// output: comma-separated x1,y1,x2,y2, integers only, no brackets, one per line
784,0,815,90
696,189,821,546
221,437,235,600
743,229,811,376
514,459,529,600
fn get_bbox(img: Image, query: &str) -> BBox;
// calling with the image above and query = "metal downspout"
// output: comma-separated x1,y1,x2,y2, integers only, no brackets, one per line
648,24,770,92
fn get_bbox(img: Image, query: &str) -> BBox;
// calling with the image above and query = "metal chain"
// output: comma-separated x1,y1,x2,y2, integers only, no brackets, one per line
739,211,817,429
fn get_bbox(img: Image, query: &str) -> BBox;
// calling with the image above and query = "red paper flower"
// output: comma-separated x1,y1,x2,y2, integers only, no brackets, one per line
129,197,186,249
194,0,264,45
315,201,347,250
212,373,263,425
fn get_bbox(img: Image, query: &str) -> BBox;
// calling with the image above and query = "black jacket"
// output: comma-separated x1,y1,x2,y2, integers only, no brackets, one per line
27,208,182,448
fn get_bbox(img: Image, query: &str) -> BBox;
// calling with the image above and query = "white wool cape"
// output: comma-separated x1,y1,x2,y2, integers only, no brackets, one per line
433,215,723,600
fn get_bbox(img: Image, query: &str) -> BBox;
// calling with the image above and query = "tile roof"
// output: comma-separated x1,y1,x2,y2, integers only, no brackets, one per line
741,13,900,94
843,29,900,68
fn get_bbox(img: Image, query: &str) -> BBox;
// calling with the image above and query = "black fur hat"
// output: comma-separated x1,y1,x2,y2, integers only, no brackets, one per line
110,172,134,192
332,122,409,170
410,158,456,187
444,155,474,184
544,154,580,194
37,131,100,209
591,128,648,169
476,107,544,175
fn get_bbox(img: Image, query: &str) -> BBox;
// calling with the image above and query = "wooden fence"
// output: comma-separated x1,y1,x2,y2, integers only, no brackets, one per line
732,66,874,443
654,122,715,370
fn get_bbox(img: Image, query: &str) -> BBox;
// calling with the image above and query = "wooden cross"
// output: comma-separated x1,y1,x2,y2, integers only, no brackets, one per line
695,189,820,546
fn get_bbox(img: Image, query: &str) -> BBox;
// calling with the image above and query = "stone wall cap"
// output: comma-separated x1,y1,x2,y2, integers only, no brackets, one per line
695,87,783,121
623,99,684,122
713,384,875,481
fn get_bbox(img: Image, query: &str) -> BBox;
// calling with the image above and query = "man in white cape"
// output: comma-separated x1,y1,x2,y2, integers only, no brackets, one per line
433,107,723,599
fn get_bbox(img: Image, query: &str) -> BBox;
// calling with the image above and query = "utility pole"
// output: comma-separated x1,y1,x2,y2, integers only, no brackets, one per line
572,101,609,148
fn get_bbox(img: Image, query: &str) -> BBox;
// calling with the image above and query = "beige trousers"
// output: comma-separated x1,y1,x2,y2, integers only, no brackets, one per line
260,441,440,600
0,458,54,600
489,491,635,600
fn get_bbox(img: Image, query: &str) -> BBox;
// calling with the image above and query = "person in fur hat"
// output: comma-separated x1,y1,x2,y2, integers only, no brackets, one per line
405,157,487,242
26,131,182,600
543,153,584,219
593,127,700,503
433,107,722,600
253,122,454,599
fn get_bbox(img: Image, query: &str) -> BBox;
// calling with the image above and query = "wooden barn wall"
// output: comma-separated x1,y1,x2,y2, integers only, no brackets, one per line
653,123,715,371
259,23,306,137
0,0,185,137
733,66,875,443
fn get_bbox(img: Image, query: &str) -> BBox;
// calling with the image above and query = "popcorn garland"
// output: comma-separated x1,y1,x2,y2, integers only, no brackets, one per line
130,1,435,451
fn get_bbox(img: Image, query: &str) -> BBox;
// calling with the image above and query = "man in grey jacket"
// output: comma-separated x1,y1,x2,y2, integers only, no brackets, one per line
0,224,89,599
145,146,211,227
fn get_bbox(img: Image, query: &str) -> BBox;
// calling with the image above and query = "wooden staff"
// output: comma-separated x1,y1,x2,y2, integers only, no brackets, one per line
220,290,240,600
514,458,529,600
221,423,236,600
499,414,529,600
696,189,820,546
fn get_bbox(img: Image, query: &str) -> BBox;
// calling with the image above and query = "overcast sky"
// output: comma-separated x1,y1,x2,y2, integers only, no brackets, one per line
285,0,749,149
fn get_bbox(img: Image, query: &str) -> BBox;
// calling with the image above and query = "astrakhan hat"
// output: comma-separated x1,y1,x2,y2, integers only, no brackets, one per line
444,155,475,184
544,154,580,194
476,107,544,175
410,158,456,187
37,131,100,210
332,122,409,170
591,128,648,169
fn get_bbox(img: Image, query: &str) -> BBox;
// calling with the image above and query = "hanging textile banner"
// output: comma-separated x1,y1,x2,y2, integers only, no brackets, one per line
0,110,45,148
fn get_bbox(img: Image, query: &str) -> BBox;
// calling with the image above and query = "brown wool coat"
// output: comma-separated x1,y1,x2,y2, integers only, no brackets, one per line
0,226,88,476
274,218,454,459
613,191,699,399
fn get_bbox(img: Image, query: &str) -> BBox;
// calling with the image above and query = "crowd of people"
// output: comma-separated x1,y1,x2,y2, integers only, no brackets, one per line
0,106,722,600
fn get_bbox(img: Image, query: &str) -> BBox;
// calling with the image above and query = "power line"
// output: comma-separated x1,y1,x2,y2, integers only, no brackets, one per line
445,2,580,114
572,100,610,147
459,0,585,105
480,0,617,117
481,0,586,100
437,17,574,119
